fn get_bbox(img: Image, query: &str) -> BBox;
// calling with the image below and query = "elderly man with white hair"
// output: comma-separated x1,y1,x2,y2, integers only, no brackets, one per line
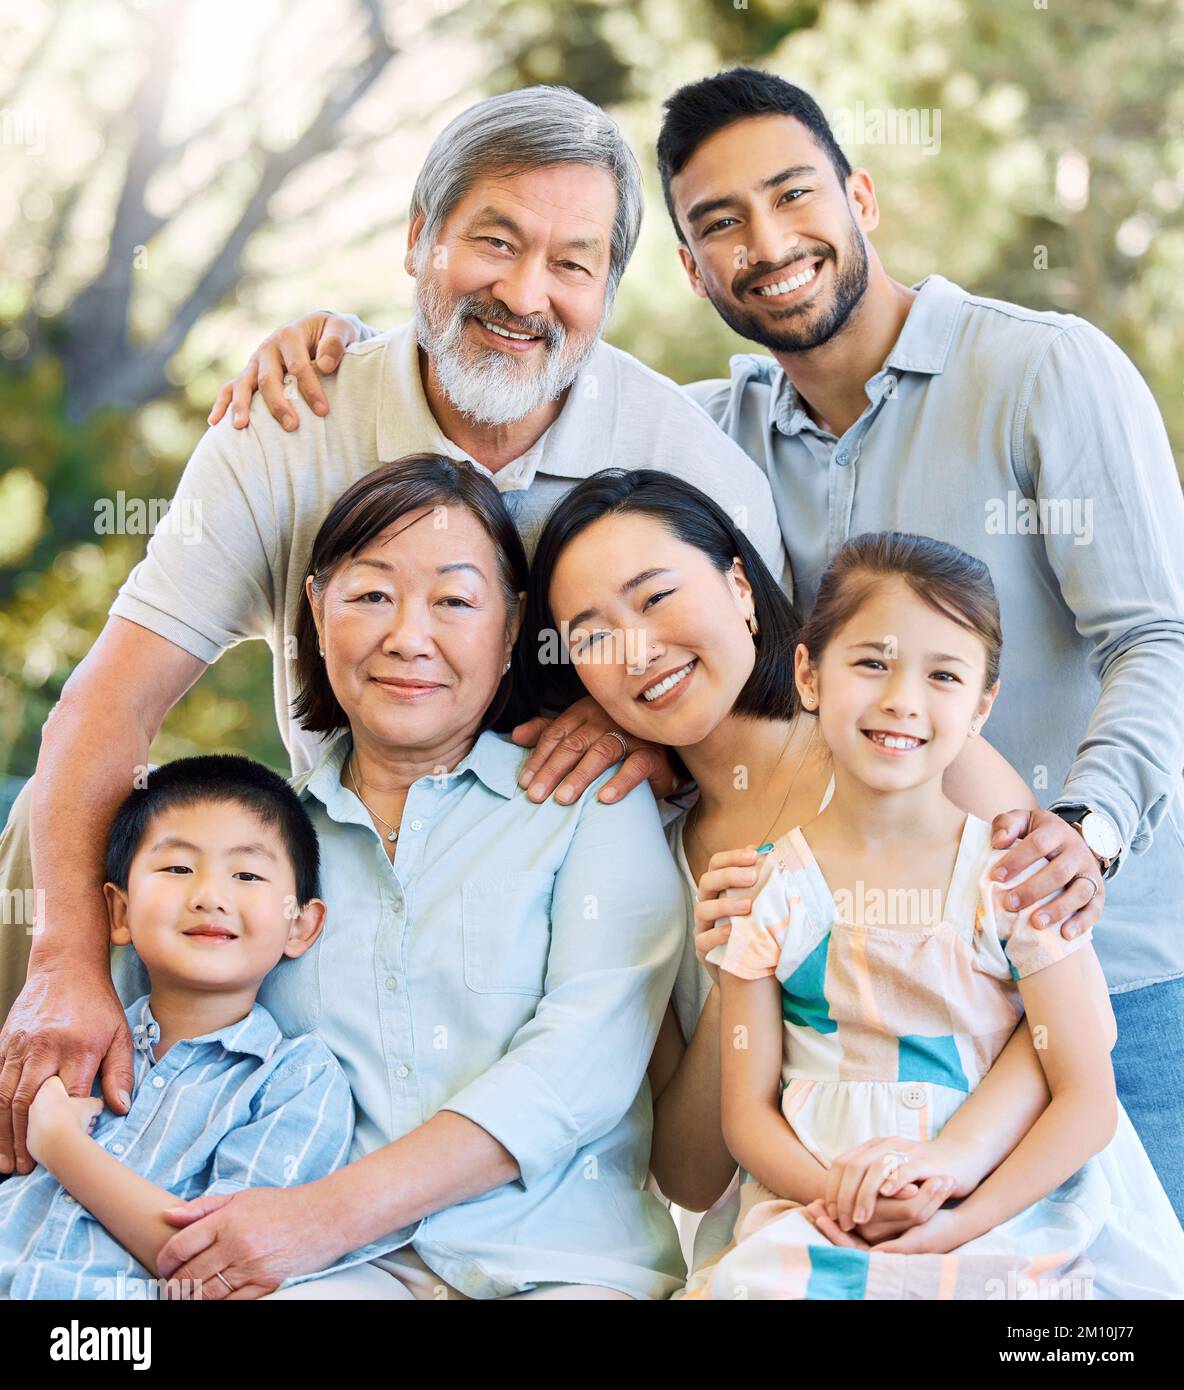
0,85,786,1177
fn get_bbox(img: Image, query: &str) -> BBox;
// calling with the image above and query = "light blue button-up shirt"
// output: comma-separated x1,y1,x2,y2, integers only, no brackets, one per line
684,274,1184,992
120,727,685,1299
0,996,359,1299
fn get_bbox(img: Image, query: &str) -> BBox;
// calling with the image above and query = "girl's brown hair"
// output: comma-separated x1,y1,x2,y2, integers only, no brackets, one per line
796,532,1002,701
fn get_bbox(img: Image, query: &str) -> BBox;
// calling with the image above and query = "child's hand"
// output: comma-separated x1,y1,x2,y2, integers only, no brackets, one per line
26,1076,104,1167
824,1135,966,1232
693,845,764,986
806,1198,968,1255
852,1205,970,1256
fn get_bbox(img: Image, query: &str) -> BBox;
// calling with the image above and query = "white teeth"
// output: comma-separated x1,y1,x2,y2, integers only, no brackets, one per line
866,731,924,750
756,263,819,296
642,661,695,702
480,319,537,341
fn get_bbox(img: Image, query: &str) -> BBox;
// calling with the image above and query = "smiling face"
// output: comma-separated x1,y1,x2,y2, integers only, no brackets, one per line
669,114,875,354
548,511,758,749
794,578,999,791
309,504,523,755
105,801,323,993
409,163,618,424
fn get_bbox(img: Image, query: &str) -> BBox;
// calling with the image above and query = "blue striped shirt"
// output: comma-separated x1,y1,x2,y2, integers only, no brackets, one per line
0,996,369,1299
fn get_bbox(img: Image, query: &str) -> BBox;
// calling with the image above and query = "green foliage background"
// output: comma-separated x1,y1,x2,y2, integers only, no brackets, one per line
2,0,1181,787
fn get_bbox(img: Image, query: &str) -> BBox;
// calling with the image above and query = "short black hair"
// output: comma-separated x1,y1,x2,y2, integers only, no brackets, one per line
657,66,853,244
104,755,321,908
524,468,802,723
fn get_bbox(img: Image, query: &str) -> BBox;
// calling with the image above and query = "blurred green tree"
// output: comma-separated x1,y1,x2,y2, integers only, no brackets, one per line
1,0,1180,791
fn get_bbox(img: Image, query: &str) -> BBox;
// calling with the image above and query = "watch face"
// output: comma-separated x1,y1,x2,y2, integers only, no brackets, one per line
1081,812,1122,860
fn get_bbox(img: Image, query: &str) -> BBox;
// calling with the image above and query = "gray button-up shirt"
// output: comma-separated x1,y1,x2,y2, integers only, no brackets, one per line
684,273,1184,992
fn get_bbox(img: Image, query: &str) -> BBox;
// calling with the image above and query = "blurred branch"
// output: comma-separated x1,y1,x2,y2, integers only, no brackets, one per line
61,0,399,419
0,4,66,111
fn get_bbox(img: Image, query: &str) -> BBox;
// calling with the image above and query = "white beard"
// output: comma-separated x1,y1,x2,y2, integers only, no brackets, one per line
414,277,604,426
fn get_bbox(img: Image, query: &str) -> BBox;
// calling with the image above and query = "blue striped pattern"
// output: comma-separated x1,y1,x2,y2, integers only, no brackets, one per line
0,996,355,1298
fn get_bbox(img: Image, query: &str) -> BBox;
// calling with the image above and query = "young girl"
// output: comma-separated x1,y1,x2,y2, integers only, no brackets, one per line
678,531,1184,1300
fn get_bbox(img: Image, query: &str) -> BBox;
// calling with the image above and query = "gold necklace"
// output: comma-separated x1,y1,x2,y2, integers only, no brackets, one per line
348,751,401,844
686,719,816,872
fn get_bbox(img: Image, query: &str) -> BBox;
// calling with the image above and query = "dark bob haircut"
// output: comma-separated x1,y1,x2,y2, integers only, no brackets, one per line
104,754,321,908
657,66,853,244
524,467,801,721
291,454,536,738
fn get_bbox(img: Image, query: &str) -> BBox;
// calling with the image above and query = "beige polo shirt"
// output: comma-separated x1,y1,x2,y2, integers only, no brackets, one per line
109,320,789,775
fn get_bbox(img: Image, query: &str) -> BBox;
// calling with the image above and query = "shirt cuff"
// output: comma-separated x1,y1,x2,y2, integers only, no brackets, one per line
439,1059,581,1190
108,594,225,665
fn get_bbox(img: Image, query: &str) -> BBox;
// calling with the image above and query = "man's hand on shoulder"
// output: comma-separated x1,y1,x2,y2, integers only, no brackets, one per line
208,311,361,433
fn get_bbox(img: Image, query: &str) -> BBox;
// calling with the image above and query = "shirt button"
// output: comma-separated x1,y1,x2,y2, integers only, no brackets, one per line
111,1142,125,1155
62,1194,76,1204
409,819,423,832
900,1085,927,1110
385,975,398,990
151,1076,164,1089
395,1064,410,1079
835,450,849,466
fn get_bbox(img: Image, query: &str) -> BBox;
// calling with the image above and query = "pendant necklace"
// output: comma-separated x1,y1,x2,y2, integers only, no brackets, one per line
686,720,816,872
348,751,400,843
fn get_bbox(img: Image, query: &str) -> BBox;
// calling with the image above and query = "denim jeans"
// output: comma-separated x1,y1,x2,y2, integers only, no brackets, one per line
1111,974,1184,1224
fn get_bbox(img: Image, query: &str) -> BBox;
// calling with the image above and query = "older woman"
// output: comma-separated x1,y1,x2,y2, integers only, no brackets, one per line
113,454,686,1300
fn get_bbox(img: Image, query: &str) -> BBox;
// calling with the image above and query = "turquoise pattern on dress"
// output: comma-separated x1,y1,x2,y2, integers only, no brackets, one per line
781,931,836,1032
897,1032,970,1091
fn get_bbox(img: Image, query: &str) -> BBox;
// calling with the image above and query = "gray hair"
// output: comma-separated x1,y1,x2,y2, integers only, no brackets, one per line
409,86,643,305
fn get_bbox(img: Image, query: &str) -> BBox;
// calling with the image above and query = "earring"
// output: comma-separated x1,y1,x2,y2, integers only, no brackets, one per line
504,658,512,672
802,693,816,708
746,612,760,640
968,721,979,737
318,645,325,657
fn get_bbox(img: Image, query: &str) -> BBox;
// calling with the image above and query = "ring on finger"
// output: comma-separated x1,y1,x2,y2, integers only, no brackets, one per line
604,730,628,762
215,1271,235,1294
1068,873,1100,904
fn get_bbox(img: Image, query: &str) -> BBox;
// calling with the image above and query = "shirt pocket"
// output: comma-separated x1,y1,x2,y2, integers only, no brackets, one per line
462,870,555,997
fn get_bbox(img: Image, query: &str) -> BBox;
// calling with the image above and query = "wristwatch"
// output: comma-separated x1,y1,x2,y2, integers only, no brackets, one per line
1053,804,1123,881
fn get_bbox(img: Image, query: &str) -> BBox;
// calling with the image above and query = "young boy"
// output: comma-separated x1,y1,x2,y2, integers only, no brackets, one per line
0,754,361,1299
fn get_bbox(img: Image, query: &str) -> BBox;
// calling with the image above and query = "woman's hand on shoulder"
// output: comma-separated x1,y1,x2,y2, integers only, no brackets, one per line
694,846,762,986
510,695,679,804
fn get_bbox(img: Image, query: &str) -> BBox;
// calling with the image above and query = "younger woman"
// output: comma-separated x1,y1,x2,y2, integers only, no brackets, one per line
678,531,1184,1299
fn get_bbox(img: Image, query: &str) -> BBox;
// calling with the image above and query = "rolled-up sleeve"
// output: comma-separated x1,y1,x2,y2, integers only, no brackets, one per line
440,779,685,1189
1017,321,1184,865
